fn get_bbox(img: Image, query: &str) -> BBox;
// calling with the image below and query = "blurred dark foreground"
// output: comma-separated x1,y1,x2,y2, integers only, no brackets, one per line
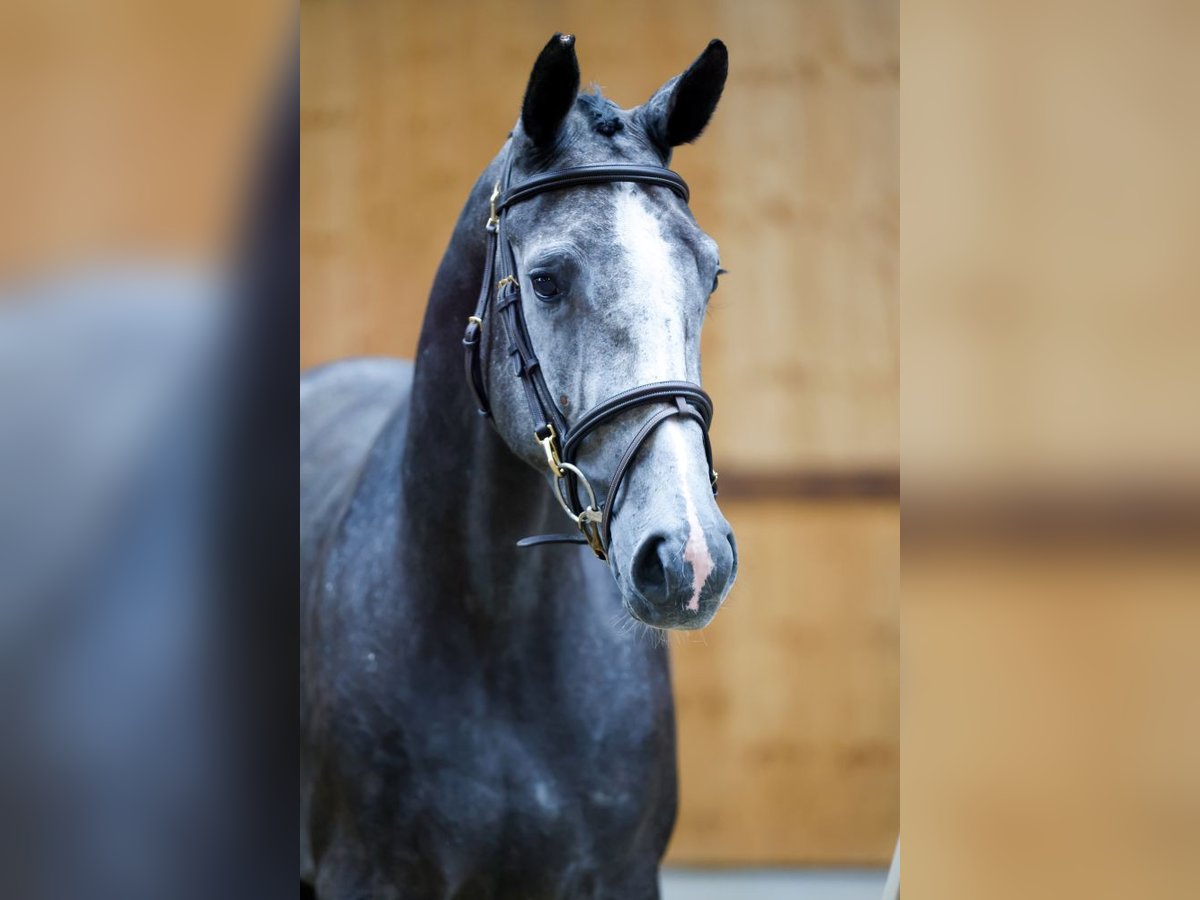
0,3,295,898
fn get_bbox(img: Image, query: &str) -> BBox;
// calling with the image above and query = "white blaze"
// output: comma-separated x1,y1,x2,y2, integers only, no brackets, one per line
612,187,685,382
614,188,713,612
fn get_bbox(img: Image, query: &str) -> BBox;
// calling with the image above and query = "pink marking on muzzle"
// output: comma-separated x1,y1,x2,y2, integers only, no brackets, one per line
680,488,713,612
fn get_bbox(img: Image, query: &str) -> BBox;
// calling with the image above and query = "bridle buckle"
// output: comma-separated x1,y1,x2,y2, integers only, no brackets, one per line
535,423,564,477
576,509,607,561
538,424,607,560
485,181,501,232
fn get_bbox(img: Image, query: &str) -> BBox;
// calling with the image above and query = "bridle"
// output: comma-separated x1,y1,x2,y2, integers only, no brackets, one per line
461,146,718,561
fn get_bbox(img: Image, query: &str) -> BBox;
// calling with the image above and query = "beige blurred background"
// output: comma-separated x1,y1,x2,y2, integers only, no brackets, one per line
904,1,1200,897
301,0,898,868
0,0,291,277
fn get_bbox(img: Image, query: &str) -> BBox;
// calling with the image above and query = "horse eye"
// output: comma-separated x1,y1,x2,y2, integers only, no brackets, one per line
531,274,560,300
712,266,728,293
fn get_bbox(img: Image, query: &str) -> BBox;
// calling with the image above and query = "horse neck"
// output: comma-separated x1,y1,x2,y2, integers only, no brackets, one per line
398,157,572,613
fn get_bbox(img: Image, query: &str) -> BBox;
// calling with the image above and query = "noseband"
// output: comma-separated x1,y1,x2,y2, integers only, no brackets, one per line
462,150,718,561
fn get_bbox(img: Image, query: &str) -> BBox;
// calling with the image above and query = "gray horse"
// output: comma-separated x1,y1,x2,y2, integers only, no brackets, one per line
301,34,736,899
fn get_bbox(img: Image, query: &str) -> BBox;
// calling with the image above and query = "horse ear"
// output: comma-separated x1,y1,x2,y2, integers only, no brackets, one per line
642,39,728,150
521,33,581,147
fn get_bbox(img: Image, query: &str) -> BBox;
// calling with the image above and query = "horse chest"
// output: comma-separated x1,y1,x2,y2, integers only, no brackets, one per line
416,712,666,883
400,633,675,873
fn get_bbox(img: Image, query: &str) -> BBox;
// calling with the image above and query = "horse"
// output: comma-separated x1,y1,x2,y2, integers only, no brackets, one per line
300,34,737,899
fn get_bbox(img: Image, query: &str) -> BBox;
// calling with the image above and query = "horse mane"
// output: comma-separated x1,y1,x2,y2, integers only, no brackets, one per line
577,86,624,137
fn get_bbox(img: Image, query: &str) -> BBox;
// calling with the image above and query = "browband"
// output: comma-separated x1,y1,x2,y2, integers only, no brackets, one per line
496,164,689,213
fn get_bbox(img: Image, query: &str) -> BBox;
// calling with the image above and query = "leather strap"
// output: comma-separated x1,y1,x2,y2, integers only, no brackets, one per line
498,164,689,213
461,220,498,417
515,533,588,548
494,242,569,440
560,381,713,460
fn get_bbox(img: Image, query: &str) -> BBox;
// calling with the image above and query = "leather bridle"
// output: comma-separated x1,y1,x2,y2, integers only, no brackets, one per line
461,147,718,561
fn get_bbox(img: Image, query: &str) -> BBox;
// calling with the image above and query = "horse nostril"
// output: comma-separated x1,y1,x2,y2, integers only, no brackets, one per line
631,533,671,600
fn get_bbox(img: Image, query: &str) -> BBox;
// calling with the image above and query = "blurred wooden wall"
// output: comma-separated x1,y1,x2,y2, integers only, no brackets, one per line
301,0,897,865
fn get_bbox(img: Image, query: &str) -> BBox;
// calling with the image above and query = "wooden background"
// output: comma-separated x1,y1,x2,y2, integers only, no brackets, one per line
301,0,898,865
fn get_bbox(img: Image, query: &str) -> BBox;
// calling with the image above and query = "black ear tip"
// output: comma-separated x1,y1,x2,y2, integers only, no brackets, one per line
699,39,728,73
541,32,576,57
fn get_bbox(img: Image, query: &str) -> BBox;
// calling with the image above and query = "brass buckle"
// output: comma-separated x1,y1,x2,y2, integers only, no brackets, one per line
576,509,607,561
536,424,564,477
538,426,608,560
485,182,501,231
